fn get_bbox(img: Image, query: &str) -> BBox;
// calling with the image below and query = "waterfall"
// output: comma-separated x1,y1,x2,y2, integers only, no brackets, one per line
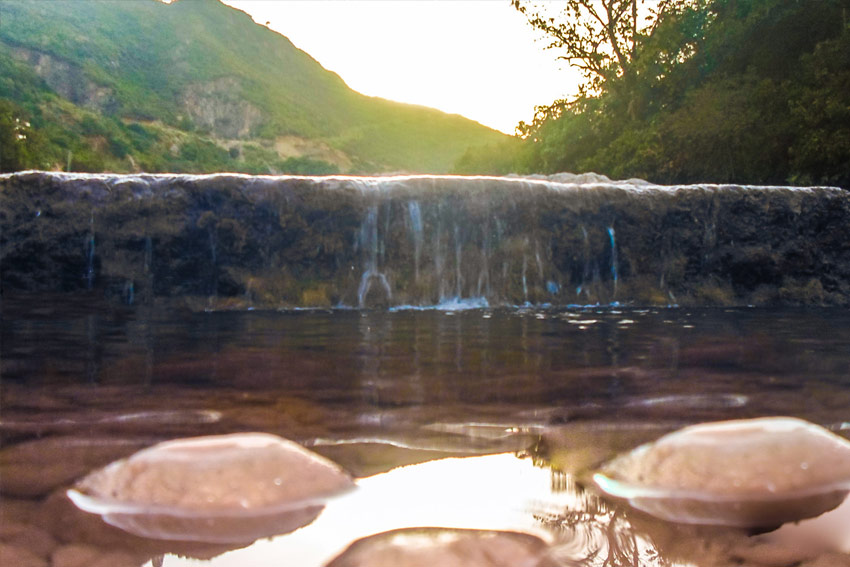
453,224,462,300
357,205,392,308
434,211,446,303
521,251,529,305
477,223,491,298
577,226,590,298
2,172,848,308
407,201,423,283
608,227,618,299
124,280,134,305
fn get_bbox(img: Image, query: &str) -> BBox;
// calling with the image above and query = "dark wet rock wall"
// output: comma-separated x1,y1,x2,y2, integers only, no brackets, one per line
2,171,848,308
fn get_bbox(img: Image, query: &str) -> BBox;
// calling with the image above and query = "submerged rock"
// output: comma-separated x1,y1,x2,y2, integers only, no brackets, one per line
324,528,558,567
0,520,57,561
67,433,354,543
0,436,156,497
50,544,139,567
0,543,47,567
594,417,850,527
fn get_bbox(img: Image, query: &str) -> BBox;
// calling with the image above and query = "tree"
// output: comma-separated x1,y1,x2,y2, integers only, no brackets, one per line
498,0,850,188
511,0,694,96
512,0,704,140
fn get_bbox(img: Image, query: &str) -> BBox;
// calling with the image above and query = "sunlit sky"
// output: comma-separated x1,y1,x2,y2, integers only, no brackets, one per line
222,0,581,134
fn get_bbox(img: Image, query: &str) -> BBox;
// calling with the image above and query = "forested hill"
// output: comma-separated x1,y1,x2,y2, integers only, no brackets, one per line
456,0,850,189
0,0,505,174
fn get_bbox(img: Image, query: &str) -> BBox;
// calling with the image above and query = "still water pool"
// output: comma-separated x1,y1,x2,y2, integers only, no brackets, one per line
2,296,850,566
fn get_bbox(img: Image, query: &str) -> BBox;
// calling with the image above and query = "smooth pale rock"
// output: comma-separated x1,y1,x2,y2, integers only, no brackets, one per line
67,432,354,543
594,417,850,527
324,528,558,567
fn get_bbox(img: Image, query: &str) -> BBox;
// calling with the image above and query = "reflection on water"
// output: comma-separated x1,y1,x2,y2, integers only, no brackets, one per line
217,454,564,567
3,295,850,566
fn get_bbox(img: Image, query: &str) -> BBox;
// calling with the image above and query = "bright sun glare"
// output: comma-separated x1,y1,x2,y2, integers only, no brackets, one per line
223,0,580,135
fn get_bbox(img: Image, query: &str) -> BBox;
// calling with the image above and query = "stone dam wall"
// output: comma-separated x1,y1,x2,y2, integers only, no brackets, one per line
1,171,849,308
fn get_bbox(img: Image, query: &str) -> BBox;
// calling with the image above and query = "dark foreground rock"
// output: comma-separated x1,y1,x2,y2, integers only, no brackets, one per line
2,172,849,308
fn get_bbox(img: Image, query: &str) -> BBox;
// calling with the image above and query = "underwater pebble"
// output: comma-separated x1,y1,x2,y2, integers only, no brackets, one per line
51,544,102,567
0,497,40,527
802,553,850,567
0,521,57,559
0,542,47,567
51,544,139,567
324,528,558,567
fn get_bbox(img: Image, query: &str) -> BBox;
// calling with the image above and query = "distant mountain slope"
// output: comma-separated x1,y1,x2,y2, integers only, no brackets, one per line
0,0,505,173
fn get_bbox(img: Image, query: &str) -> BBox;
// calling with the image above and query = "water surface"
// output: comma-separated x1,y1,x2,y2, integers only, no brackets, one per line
2,296,850,566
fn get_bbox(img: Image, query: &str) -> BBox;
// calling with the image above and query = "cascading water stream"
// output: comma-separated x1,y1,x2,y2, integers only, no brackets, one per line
357,205,392,308
608,227,618,300
407,201,423,283
453,224,462,300
477,225,491,299
522,250,529,305
577,226,591,299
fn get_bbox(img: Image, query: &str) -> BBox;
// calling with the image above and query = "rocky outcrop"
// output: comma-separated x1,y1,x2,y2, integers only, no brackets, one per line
1,171,848,308
9,46,117,113
181,78,264,139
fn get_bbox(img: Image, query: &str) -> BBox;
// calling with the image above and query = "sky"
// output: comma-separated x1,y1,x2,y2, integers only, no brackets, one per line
221,0,581,135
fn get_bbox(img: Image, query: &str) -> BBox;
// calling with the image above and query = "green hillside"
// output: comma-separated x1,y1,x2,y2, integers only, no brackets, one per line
0,0,505,173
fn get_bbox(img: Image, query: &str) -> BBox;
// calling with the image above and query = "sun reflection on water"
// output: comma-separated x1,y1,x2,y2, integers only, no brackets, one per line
152,453,587,566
